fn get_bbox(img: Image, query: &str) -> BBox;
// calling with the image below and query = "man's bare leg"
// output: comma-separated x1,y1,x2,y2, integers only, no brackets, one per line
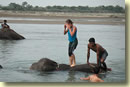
101,58,107,71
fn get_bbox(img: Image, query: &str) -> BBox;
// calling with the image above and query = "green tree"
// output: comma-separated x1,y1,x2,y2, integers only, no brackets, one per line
22,1,28,7
0,2,125,13
8,3,22,10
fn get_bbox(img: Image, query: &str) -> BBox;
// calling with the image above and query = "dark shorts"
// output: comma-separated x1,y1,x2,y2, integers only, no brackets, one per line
68,38,78,56
99,50,108,65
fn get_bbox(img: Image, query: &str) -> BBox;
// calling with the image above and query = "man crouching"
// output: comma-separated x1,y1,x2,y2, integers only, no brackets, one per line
87,38,108,71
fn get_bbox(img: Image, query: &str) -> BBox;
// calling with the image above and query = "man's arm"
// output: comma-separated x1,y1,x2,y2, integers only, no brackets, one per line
69,26,76,36
64,24,68,35
96,46,100,65
7,25,10,29
87,44,90,64
96,78,104,82
80,77,90,80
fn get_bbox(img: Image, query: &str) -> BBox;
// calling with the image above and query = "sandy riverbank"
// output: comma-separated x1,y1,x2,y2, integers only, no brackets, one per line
0,10,125,25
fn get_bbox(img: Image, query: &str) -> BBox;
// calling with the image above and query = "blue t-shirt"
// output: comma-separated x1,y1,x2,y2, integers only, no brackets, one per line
68,28,77,42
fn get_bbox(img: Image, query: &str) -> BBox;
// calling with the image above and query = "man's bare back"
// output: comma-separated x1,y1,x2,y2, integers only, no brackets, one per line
88,43,105,53
87,38,108,66
80,74,104,82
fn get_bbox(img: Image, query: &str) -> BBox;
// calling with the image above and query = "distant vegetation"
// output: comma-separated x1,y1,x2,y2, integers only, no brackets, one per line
0,1,125,13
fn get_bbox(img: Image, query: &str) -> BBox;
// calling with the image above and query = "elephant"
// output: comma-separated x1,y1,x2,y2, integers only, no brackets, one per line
0,28,25,40
30,58,111,73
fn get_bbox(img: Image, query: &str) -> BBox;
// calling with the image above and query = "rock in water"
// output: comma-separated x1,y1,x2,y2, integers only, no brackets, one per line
30,58,58,71
0,65,3,69
0,28,25,40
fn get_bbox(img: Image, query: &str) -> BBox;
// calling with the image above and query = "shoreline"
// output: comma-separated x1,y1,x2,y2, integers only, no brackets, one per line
0,20,125,25
0,10,125,25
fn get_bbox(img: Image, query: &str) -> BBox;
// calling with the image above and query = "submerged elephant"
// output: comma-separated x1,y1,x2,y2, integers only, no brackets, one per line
0,28,25,40
30,58,111,73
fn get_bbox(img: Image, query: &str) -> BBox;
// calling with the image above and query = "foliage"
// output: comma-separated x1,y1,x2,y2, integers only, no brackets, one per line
0,1,125,13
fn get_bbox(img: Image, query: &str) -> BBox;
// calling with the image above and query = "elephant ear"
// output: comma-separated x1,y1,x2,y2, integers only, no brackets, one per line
39,58,58,67
42,65,57,71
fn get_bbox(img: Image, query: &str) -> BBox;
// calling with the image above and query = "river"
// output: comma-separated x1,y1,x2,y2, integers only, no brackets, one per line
0,23,125,82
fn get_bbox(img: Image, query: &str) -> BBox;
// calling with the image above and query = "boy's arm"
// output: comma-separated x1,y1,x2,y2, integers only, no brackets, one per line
69,26,76,36
80,77,90,80
64,24,68,35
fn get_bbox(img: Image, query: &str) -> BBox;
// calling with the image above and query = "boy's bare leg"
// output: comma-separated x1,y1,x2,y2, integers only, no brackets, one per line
72,54,76,66
69,56,73,67
71,54,76,67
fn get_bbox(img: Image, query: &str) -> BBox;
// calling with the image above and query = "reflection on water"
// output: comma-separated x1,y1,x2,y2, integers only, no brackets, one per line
0,23,125,82
66,71,76,82
0,40,16,64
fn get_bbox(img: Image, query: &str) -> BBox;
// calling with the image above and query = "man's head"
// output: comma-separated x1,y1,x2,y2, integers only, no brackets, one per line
89,38,95,47
4,20,7,23
66,19,73,27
